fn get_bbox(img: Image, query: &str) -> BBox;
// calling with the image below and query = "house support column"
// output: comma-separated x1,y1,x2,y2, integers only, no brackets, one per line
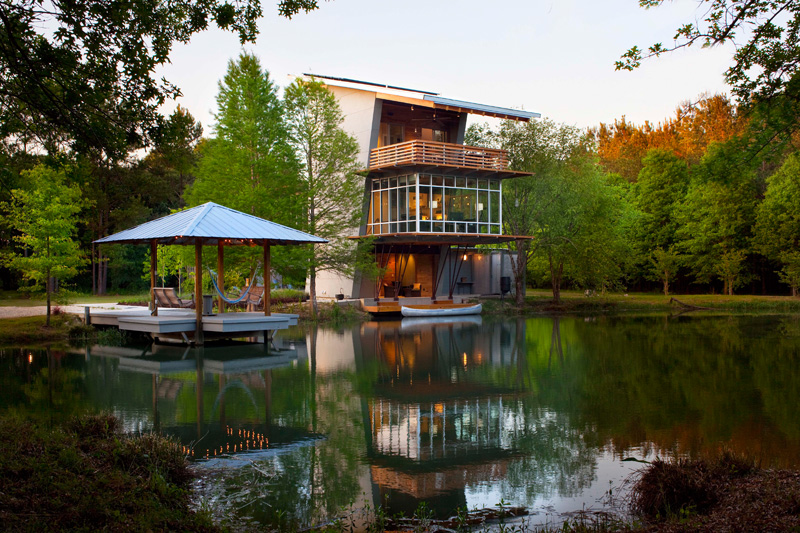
217,242,225,314
195,239,204,345
263,243,271,316
150,240,157,316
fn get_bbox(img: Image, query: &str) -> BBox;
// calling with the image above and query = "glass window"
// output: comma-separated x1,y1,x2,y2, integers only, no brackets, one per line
372,191,381,224
407,174,417,185
478,179,488,189
467,178,477,188
490,191,499,223
409,188,418,220
478,191,488,222
399,175,407,186
372,180,380,191
456,177,466,188
398,187,407,221
489,179,500,190
390,189,398,223
434,221,444,232
381,190,389,223
444,176,454,187
419,186,430,222
390,177,397,189
421,221,431,232
432,187,444,221
432,175,443,186
381,178,389,189
419,174,430,185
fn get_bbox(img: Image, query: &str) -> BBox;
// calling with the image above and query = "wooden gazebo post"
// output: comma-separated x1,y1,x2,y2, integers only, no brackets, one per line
217,241,225,314
263,242,271,316
195,239,203,344
150,240,158,316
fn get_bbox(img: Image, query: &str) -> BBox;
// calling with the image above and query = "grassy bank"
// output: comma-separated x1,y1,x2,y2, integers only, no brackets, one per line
0,414,217,531
0,314,79,346
480,290,800,317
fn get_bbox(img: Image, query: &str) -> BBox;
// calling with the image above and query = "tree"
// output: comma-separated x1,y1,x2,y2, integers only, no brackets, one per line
617,1,800,106
283,78,364,315
143,106,203,208
635,148,690,251
0,0,321,158
1,164,86,324
754,152,800,295
185,53,302,283
650,246,681,296
675,142,759,294
468,119,632,304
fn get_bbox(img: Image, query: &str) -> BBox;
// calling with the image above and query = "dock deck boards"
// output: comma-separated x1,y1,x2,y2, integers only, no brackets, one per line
85,307,300,343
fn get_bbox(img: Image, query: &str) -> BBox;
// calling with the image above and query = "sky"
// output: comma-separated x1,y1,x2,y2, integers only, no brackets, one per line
157,0,736,136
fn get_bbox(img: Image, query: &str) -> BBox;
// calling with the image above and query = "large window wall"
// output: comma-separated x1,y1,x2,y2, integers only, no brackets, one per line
366,174,502,235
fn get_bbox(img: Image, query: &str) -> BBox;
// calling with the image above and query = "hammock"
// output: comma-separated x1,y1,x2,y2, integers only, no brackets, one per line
207,263,261,305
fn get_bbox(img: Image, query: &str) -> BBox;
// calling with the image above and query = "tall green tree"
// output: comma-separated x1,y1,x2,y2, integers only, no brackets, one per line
755,152,800,296
469,119,632,303
143,106,203,209
675,142,759,294
0,0,321,158
1,164,87,324
186,53,302,283
283,78,363,315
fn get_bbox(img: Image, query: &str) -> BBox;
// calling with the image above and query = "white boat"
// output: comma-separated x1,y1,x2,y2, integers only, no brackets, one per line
400,315,483,330
400,303,482,317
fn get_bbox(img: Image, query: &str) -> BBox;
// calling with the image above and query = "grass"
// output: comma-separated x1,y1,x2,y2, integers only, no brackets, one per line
477,289,800,317
0,314,78,346
0,289,150,307
0,413,219,531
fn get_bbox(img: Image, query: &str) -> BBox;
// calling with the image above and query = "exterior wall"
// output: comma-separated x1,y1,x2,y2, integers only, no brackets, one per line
327,85,381,166
314,86,382,299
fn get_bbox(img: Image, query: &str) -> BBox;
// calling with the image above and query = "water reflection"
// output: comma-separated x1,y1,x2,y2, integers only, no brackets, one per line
2,314,800,528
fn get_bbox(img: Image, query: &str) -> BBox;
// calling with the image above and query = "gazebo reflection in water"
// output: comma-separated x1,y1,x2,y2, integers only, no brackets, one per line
357,317,529,517
78,336,320,461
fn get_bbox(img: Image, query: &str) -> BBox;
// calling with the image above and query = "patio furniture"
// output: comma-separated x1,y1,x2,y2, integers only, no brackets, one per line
237,286,264,311
153,287,194,309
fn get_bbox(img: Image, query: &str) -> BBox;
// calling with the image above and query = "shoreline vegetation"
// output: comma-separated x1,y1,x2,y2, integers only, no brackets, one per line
1,413,798,532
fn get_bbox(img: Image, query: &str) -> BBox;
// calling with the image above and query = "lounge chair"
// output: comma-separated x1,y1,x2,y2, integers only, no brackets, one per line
236,286,264,311
153,287,194,309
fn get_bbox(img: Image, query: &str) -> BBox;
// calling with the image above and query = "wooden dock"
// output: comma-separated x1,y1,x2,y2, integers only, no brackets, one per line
85,307,298,344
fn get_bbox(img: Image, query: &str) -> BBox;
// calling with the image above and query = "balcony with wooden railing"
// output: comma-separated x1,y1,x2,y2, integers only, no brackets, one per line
369,140,510,172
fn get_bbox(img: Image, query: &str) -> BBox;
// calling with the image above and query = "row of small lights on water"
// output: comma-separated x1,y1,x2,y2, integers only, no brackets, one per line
181,426,270,460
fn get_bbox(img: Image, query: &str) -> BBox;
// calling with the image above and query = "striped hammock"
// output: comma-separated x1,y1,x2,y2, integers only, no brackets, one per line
207,263,260,305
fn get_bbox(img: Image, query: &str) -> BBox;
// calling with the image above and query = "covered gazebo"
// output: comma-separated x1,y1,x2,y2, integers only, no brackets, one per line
94,202,325,344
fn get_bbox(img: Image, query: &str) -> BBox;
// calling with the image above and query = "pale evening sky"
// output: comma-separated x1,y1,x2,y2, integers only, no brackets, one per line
157,0,735,135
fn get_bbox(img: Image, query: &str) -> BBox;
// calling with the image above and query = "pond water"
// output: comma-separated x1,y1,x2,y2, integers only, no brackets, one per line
2,314,800,529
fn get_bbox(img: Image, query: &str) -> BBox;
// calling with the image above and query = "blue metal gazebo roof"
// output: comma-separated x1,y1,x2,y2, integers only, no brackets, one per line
94,202,327,246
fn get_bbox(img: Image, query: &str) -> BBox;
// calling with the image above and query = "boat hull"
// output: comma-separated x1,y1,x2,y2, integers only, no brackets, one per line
400,303,482,317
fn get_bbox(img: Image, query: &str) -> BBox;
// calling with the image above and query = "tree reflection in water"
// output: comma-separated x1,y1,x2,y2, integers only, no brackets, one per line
1,314,800,529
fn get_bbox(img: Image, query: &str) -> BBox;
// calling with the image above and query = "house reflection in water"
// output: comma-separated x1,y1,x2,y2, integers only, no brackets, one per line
356,317,528,516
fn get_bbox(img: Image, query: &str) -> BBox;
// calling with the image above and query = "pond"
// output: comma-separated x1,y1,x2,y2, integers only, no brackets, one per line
2,313,800,529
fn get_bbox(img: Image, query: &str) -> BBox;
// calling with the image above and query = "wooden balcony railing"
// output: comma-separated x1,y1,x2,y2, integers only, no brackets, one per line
369,140,509,171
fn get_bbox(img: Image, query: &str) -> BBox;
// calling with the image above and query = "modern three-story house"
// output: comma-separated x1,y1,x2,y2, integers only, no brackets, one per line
308,75,539,309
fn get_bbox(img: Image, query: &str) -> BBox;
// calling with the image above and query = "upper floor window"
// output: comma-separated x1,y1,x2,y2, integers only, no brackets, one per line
378,123,404,147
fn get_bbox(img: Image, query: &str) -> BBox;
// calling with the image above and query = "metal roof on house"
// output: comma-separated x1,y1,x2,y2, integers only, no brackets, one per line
423,95,540,120
308,74,540,122
94,202,327,246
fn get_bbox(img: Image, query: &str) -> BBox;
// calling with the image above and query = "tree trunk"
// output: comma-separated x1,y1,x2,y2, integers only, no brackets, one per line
663,274,669,296
510,239,528,307
309,267,317,319
549,254,563,304
793,285,798,298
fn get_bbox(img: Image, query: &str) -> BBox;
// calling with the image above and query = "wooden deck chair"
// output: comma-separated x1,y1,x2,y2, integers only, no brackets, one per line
153,287,194,309
239,286,264,311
